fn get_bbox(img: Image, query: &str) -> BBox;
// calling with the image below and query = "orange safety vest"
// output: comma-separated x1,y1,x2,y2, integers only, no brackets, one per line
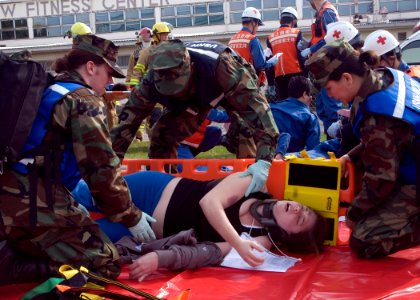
181,119,211,148
268,27,302,77
310,1,339,46
405,65,420,79
228,30,255,65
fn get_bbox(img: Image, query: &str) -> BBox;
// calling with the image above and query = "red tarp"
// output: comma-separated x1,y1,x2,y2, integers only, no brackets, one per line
3,245,420,300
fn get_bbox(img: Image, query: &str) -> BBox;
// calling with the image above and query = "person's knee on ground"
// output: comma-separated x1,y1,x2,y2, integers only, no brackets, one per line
350,222,420,259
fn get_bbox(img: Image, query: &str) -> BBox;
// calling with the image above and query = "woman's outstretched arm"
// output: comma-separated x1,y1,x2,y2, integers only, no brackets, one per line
199,172,266,267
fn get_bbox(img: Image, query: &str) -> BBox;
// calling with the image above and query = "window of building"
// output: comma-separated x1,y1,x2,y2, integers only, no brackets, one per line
33,13,89,38
302,0,373,18
1,19,29,40
95,9,155,34
230,0,297,24
398,0,417,11
379,1,397,12
161,2,224,28
398,31,407,40
118,55,130,68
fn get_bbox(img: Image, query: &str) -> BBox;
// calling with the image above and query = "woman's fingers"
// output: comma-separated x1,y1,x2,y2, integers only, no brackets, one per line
128,252,159,281
244,241,266,266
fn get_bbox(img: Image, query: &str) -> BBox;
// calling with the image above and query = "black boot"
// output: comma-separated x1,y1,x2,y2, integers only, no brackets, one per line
0,240,51,285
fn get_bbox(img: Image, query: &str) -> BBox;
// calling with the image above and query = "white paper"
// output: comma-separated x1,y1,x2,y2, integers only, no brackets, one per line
220,233,301,272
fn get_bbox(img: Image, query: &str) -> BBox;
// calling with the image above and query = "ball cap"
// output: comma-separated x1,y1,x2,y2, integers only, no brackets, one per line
73,34,125,79
149,39,191,95
305,40,356,86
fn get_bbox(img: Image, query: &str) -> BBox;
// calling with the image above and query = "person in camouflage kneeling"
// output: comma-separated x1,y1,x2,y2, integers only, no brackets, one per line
306,40,419,258
111,39,280,197
0,34,155,284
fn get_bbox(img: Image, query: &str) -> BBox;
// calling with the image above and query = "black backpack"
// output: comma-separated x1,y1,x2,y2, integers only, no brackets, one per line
0,51,51,171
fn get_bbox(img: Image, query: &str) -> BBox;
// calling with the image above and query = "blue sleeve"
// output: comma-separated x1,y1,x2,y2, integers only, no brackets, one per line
310,39,326,54
250,37,266,71
71,179,98,211
306,114,321,150
310,8,338,53
276,132,291,155
315,87,342,130
207,108,230,123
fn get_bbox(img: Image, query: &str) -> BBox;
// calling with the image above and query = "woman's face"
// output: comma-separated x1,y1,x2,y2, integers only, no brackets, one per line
91,63,113,95
273,200,317,234
325,73,356,104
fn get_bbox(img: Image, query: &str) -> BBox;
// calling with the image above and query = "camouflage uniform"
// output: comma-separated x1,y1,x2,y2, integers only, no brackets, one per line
0,35,141,280
112,40,279,162
307,41,418,258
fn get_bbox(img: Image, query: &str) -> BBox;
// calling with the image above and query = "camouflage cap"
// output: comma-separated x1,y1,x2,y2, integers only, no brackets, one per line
305,40,357,87
149,39,191,96
72,34,125,78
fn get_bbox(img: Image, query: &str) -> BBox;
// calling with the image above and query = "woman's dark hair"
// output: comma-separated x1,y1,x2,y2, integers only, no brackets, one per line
250,200,327,254
278,211,326,254
52,49,105,74
328,49,380,82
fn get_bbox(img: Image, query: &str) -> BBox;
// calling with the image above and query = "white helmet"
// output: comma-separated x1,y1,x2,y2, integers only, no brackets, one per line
325,21,359,44
281,7,298,20
362,29,399,56
242,7,264,26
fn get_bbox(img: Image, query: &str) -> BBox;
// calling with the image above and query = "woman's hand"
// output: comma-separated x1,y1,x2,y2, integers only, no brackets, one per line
234,239,265,267
128,252,159,282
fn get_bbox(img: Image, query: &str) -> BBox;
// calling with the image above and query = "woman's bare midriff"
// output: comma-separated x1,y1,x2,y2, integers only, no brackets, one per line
151,177,182,239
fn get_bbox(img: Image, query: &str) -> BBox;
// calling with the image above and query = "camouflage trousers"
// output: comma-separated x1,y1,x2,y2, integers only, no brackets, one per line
222,115,256,158
0,171,120,279
149,104,211,159
350,185,419,258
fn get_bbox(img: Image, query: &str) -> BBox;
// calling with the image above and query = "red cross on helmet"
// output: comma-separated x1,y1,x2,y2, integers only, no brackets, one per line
324,21,359,44
362,29,399,56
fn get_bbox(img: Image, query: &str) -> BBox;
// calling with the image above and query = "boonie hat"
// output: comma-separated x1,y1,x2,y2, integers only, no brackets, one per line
305,40,356,86
149,39,191,96
73,34,125,78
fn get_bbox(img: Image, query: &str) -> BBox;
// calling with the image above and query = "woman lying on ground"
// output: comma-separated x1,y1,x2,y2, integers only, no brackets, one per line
72,171,326,280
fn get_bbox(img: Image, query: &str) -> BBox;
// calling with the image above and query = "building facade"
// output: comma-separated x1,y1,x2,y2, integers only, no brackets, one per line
0,0,418,74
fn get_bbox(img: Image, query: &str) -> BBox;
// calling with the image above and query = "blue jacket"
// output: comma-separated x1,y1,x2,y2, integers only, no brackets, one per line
270,97,320,153
315,87,342,133
13,81,84,190
353,68,420,184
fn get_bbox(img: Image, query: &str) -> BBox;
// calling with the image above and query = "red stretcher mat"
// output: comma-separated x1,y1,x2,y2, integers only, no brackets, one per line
3,160,418,299
3,244,420,299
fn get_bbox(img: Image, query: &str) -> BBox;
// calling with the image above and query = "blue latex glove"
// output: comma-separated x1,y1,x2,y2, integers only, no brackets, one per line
129,212,157,242
300,48,311,58
240,160,272,196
